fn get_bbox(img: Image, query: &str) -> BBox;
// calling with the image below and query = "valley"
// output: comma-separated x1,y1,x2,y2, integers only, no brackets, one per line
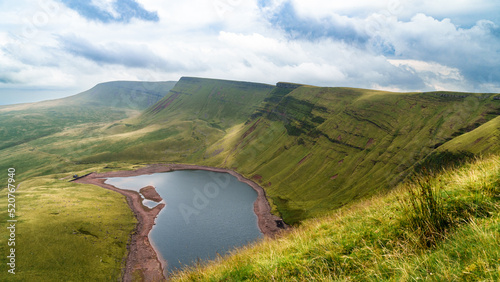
0,77,499,281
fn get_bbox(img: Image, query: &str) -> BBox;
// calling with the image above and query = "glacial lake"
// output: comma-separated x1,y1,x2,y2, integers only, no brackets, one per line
104,170,263,272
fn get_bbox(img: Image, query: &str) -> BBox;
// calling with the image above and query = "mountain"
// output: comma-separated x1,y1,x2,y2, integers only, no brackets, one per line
4,79,499,221
0,81,175,152
201,86,500,223
141,77,275,128
70,76,275,164
67,81,177,110
0,77,499,280
172,154,500,281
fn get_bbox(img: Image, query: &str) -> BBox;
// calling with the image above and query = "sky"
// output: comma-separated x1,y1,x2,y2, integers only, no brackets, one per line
1,0,500,104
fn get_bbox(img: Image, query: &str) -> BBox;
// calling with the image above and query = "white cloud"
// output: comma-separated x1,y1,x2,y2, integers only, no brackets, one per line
389,60,462,79
388,59,466,91
288,0,500,25
0,0,499,102
290,0,386,18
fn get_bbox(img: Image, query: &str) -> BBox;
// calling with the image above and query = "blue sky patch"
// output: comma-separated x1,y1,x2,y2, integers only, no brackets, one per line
61,0,159,23
267,1,369,45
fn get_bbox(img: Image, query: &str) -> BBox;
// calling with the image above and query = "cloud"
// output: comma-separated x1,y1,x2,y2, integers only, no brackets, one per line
0,76,15,84
1,0,500,101
388,59,466,91
377,14,500,90
273,0,500,26
264,1,369,45
215,32,426,90
60,0,159,23
258,2,500,91
57,34,179,70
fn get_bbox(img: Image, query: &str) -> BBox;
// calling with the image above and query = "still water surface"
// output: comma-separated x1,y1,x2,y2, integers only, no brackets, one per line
105,170,262,271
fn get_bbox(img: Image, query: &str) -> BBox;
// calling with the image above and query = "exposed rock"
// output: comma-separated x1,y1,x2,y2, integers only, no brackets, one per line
276,82,303,89
140,186,163,202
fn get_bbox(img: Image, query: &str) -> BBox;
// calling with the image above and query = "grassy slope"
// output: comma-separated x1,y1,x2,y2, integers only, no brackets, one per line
0,172,137,281
0,81,175,153
64,76,275,165
142,77,274,127
203,87,500,223
68,80,177,110
439,115,500,155
0,81,174,281
172,155,500,281
0,78,273,280
0,78,498,280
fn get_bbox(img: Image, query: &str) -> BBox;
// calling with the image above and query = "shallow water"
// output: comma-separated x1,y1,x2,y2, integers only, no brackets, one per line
105,170,262,271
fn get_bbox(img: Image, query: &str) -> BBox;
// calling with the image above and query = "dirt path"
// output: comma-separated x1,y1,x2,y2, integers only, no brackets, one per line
75,164,287,281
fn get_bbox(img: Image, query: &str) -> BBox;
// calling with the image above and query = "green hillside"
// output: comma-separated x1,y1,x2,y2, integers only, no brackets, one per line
172,154,500,281
62,76,275,165
438,115,500,155
0,77,499,280
68,80,177,110
142,77,274,128
202,86,500,223
0,81,175,152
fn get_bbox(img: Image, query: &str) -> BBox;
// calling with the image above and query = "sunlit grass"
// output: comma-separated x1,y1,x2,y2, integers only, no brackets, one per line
0,79,499,280
0,176,136,281
171,155,500,281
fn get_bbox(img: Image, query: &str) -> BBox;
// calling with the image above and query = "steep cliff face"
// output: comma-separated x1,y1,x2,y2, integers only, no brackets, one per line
3,77,498,225
141,77,274,128
203,86,500,223
276,82,305,89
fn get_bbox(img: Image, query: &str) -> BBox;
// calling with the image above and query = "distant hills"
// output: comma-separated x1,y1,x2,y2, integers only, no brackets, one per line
2,77,499,223
141,77,274,128
67,81,177,110
1,76,499,280
0,81,175,152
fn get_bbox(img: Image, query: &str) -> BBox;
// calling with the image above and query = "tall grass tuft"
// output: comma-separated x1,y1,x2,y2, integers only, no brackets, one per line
402,177,452,248
402,157,500,249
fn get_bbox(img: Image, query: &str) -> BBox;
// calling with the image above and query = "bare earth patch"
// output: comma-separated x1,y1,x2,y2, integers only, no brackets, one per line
140,186,163,202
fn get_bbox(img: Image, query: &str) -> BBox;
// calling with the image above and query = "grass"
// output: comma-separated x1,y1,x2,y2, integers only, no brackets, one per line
439,115,500,155
171,155,500,281
0,78,498,280
0,80,174,153
0,175,136,281
203,86,500,223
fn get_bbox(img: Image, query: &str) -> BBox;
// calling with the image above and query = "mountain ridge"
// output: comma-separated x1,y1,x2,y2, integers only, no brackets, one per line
0,76,499,280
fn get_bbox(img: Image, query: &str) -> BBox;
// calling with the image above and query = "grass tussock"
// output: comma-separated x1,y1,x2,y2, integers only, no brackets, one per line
171,155,500,281
401,177,453,248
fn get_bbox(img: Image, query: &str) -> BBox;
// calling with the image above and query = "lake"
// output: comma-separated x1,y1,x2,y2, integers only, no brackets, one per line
104,170,263,272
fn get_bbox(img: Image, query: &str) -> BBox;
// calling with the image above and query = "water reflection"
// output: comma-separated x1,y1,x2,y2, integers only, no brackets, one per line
105,170,262,271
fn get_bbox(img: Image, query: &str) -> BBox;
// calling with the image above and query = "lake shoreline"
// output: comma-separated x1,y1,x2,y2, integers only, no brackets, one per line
75,163,288,281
